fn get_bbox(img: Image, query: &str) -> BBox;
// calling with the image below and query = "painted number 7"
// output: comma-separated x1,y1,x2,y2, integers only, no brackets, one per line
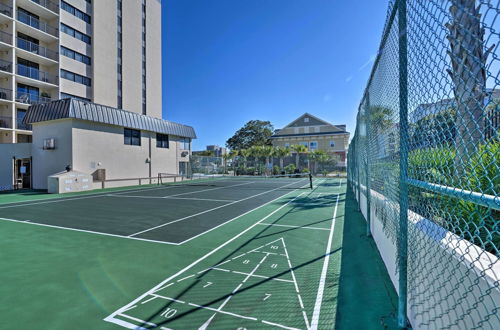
263,293,272,301
203,282,213,288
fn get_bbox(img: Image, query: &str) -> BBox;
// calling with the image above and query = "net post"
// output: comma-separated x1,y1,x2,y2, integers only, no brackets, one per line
397,0,409,327
309,173,313,189
365,92,372,238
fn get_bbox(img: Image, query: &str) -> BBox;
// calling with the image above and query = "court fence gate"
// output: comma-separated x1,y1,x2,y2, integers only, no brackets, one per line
347,0,499,328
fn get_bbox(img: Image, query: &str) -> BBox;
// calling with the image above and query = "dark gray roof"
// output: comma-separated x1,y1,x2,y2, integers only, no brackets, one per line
24,98,196,139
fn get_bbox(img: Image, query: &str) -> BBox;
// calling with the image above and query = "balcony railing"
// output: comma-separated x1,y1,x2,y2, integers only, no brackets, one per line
17,63,58,84
0,59,12,73
0,2,12,17
30,0,59,14
0,30,12,45
16,37,58,61
16,117,31,130
17,10,58,37
16,91,51,105
0,87,12,100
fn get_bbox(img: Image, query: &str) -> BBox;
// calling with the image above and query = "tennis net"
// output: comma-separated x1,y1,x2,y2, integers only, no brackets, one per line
158,173,314,190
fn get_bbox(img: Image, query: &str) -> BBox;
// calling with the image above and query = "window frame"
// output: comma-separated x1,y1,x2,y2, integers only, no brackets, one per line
156,133,169,149
124,128,141,146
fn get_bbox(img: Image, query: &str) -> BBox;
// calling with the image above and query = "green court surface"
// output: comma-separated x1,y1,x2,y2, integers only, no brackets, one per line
0,177,397,329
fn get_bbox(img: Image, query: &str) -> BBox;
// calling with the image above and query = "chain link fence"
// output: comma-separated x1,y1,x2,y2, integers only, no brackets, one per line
190,154,346,177
348,0,499,328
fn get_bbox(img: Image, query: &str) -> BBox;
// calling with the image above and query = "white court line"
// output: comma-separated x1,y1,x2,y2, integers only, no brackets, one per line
107,195,236,203
310,193,340,330
257,223,330,231
262,320,301,330
118,313,157,328
129,179,307,237
104,188,311,328
177,179,319,245
0,216,180,246
187,302,258,321
0,176,237,209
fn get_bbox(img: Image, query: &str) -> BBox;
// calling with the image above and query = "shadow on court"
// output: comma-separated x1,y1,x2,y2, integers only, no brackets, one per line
334,186,398,329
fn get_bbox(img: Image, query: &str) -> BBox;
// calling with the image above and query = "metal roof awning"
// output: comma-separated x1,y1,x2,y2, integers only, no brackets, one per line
24,98,197,139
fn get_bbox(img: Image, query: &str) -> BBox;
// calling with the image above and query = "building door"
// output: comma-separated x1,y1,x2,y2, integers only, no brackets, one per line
14,158,31,189
179,162,188,177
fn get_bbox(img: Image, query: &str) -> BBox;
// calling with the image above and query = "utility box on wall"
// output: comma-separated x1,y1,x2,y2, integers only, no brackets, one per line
47,170,93,194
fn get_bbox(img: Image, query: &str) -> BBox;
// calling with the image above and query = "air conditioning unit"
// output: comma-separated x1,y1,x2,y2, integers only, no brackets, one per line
43,138,55,150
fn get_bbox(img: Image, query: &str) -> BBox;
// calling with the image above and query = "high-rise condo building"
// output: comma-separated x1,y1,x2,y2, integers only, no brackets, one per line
0,0,162,144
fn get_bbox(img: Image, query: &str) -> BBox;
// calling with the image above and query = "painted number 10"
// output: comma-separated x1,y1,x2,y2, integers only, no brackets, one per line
161,307,177,319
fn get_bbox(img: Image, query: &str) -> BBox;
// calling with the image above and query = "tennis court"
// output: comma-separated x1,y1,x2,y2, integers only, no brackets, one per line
0,176,397,329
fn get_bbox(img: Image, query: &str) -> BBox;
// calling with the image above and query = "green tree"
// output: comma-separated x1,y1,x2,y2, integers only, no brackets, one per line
226,120,274,150
308,150,327,174
238,149,251,171
291,144,308,170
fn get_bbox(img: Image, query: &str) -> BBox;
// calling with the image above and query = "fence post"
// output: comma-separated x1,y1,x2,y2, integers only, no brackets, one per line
397,0,409,328
365,94,372,237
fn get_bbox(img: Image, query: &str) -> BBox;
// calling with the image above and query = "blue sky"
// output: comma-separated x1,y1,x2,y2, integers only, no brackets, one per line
161,0,388,150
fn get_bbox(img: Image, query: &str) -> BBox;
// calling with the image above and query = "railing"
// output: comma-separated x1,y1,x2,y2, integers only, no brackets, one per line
17,63,58,84
16,91,51,105
347,0,499,329
30,0,59,14
16,37,58,61
0,2,12,17
0,30,12,45
0,87,13,101
17,10,58,37
0,115,12,128
16,117,31,131
0,59,12,73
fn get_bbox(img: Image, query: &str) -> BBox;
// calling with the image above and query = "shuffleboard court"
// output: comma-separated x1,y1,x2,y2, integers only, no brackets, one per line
0,176,313,244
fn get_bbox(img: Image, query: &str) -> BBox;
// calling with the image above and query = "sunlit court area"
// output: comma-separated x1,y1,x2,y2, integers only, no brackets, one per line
0,175,397,329
1,0,499,329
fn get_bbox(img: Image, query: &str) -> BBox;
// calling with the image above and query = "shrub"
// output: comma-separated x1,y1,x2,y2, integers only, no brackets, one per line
284,164,296,174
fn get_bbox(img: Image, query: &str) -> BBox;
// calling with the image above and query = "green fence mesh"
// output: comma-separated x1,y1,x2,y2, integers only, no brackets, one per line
348,0,499,328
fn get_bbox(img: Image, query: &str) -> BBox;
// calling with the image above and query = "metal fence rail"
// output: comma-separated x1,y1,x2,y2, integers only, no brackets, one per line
347,0,499,328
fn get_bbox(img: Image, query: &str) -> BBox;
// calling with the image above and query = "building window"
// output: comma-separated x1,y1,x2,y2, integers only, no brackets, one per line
61,69,91,86
284,143,290,147
61,1,91,24
180,138,190,150
329,140,335,148
309,141,318,150
156,133,169,148
60,92,90,102
61,46,91,65
304,117,309,122
300,142,308,147
124,128,141,146
61,23,91,44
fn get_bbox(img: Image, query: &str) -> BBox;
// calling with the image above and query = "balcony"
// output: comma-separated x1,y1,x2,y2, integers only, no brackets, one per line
16,37,58,62
17,63,57,85
0,2,12,18
16,117,31,130
17,10,58,38
16,91,51,105
0,115,12,128
29,0,59,14
0,87,12,101
0,59,12,73
0,30,12,45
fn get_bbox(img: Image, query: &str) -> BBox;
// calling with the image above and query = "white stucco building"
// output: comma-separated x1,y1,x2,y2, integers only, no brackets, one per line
0,98,196,190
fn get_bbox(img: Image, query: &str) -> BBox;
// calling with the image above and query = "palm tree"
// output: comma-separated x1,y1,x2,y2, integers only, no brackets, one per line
273,146,291,172
239,149,251,172
291,144,308,170
260,145,274,176
446,0,490,174
308,150,327,174
222,152,232,174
